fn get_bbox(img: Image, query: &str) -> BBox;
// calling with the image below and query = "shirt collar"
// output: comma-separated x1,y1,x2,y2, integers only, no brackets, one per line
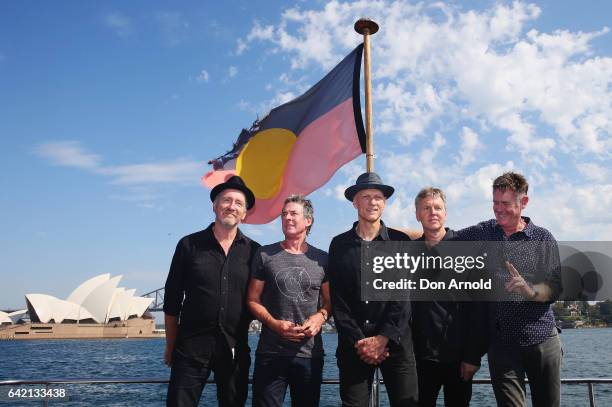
351,220,390,241
521,217,535,238
205,222,247,244
494,216,534,239
417,227,454,241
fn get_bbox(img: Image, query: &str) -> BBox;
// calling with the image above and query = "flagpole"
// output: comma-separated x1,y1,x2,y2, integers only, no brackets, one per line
355,18,379,173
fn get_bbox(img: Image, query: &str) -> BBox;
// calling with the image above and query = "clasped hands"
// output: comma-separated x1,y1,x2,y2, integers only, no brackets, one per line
272,312,326,342
355,335,389,365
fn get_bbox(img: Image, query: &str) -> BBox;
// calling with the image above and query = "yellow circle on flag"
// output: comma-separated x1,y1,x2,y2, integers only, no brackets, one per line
236,128,297,199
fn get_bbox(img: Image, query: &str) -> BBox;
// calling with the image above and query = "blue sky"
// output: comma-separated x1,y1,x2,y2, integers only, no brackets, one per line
1,0,611,310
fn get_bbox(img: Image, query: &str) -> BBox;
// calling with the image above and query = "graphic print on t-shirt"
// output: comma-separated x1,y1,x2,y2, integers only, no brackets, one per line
274,266,312,302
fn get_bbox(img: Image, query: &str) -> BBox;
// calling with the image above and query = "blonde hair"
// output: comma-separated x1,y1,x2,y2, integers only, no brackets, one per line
414,187,447,209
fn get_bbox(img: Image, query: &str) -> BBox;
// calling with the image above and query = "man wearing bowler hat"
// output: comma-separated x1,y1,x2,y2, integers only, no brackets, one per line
328,172,418,406
163,175,261,407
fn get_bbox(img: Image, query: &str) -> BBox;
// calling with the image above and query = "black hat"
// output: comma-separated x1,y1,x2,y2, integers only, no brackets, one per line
210,175,255,210
344,172,395,201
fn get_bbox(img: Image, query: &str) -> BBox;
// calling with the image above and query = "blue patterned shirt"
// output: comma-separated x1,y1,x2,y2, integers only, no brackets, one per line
456,217,562,346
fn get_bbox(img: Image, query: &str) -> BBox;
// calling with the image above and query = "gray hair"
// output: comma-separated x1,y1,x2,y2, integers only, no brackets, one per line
283,194,314,235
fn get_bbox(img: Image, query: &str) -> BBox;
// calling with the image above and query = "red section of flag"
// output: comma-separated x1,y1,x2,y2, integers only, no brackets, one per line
243,98,362,224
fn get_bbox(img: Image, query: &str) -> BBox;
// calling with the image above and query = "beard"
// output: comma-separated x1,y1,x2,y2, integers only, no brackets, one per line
218,214,240,228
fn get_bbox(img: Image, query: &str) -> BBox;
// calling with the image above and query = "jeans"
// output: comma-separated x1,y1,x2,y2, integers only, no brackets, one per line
252,354,324,407
416,360,472,407
488,334,562,407
336,340,418,407
166,337,251,407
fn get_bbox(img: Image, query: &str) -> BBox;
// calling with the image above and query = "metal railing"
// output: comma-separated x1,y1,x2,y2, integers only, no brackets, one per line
1,376,610,407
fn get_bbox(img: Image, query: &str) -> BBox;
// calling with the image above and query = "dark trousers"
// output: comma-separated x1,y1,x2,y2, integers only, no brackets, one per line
166,337,251,407
488,334,562,407
416,359,472,407
336,342,418,407
252,354,324,407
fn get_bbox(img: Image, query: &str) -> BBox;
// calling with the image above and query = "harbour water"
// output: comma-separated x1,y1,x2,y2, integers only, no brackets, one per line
1,328,611,406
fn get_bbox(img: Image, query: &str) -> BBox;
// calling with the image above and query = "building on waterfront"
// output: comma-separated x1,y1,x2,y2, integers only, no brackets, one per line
0,309,28,324
0,274,161,340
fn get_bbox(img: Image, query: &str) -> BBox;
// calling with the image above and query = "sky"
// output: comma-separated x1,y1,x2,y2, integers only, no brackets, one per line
1,0,611,310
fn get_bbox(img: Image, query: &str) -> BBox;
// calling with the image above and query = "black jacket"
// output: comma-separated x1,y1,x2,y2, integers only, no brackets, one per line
411,228,487,365
328,221,412,348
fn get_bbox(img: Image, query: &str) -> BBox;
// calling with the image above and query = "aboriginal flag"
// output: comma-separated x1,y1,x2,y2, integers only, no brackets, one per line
203,44,366,224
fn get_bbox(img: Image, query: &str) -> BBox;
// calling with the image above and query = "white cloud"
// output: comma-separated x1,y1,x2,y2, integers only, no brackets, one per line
419,133,446,165
99,160,203,185
376,81,450,145
529,183,612,240
35,141,205,206
498,113,556,165
384,192,416,230
196,70,209,83
445,162,514,204
104,12,132,38
323,184,349,202
456,127,484,167
35,141,101,170
236,21,276,55
228,66,238,78
576,163,608,183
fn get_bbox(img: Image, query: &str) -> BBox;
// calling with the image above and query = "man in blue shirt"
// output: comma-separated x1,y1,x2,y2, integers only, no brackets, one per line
456,172,562,407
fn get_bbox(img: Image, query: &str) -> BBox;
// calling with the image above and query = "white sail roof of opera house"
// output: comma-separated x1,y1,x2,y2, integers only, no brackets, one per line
0,309,30,324
25,274,153,324
24,294,94,324
67,273,111,304
0,309,28,324
0,311,11,324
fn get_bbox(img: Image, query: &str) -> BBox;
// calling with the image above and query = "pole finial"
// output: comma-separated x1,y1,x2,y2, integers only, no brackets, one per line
354,18,379,35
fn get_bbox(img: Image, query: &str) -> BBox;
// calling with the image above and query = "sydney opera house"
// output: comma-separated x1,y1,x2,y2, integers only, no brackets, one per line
0,274,161,339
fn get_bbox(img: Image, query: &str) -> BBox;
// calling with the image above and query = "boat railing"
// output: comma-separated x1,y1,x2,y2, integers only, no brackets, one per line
1,375,611,407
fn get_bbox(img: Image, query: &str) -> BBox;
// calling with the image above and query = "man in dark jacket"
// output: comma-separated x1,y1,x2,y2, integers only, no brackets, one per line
328,172,418,407
411,187,486,407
